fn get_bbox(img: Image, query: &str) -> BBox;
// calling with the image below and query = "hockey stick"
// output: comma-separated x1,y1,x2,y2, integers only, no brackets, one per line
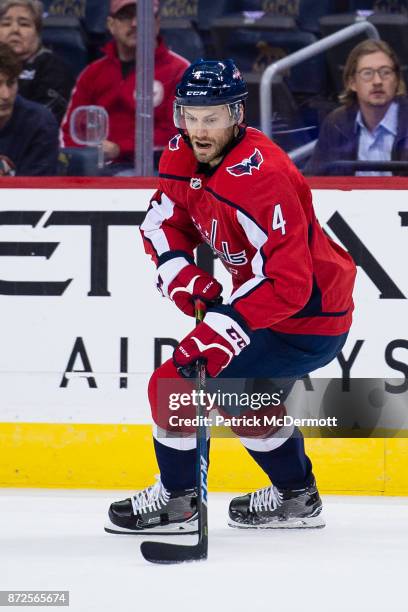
140,299,209,564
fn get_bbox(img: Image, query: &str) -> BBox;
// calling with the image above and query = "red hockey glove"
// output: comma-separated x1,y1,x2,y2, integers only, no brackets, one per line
173,309,251,377
168,264,222,316
157,255,222,317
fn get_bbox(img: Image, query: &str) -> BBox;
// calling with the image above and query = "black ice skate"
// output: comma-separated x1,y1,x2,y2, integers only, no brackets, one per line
105,476,198,535
228,479,325,529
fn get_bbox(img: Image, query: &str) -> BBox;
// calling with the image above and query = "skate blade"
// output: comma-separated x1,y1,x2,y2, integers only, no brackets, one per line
104,516,198,535
228,514,326,530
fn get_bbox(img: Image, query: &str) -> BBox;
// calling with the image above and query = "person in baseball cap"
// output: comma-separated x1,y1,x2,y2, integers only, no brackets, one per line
109,0,160,18
107,0,160,61
60,0,189,169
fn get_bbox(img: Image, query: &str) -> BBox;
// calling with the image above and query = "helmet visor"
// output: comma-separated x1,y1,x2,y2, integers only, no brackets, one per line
173,102,242,130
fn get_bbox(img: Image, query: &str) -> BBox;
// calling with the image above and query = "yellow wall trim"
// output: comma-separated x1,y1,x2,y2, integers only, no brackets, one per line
1,423,407,495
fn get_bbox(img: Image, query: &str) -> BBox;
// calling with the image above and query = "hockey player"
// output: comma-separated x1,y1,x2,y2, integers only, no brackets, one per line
105,59,356,534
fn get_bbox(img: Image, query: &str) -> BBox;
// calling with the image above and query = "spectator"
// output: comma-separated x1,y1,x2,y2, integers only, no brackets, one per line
0,41,58,175
60,0,190,170
0,0,75,123
304,39,408,176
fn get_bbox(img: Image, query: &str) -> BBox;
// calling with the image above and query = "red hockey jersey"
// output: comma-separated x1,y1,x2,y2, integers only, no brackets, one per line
141,128,356,335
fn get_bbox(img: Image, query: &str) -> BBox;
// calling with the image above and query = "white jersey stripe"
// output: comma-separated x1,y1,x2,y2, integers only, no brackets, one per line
140,193,176,256
158,256,189,297
204,312,250,354
236,210,268,275
153,424,198,450
239,423,294,451
229,276,265,304
229,210,268,304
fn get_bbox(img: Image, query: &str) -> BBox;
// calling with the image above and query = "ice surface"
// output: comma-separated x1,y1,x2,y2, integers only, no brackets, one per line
1,489,407,612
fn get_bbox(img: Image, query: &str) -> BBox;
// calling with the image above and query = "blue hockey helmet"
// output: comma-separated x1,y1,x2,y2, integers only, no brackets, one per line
175,59,248,107
174,59,247,130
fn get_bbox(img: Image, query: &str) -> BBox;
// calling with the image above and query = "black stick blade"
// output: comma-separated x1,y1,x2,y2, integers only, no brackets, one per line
140,538,207,564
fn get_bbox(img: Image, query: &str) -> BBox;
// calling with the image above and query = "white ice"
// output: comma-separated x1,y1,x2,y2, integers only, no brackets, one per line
1,489,407,612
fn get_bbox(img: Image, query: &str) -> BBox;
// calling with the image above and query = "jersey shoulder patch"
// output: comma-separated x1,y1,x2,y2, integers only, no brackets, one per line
226,148,264,177
168,133,182,151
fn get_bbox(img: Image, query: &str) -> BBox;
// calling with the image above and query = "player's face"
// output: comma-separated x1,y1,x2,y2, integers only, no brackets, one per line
184,105,237,166
349,51,398,111
0,71,18,129
0,5,39,60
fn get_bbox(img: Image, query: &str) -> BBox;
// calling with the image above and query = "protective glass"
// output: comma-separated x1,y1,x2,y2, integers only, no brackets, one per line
173,102,242,130
357,66,395,81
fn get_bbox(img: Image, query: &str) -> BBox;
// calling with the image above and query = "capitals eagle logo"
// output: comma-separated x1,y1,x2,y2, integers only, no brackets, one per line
169,134,181,151
226,148,264,177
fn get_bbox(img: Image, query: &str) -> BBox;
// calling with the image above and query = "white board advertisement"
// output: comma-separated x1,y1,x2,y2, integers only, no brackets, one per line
0,186,407,424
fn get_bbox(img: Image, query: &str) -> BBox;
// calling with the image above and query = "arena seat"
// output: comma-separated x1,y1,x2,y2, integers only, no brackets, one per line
160,18,205,62
83,0,110,35
242,73,316,151
211,13,325,96
42,0,85,18
58,146,101,176
42,0,110,62
196,0,228,32
42,15,88,77
298,0,338,33
218,0,338,31
348,0,408,10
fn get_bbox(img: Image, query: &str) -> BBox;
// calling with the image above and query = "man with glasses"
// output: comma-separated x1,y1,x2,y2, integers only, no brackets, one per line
304,39,408,176
60,0,189,171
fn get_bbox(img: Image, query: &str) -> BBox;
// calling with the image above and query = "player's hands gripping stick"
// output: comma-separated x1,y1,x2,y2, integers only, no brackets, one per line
173,309,250,377
167,264,223,317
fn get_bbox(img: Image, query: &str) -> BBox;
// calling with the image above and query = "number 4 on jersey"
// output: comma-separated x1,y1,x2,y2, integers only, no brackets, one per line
272,204,286,235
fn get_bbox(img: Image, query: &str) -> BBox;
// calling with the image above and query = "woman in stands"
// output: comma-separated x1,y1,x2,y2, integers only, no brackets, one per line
0,0,74,123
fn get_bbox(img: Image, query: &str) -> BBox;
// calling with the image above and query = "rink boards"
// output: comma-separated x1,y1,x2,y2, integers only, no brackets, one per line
0,176,407,493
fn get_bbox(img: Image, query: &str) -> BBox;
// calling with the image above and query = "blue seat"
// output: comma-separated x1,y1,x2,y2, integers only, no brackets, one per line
349,0,408,12
43,0,110,33
160,18,205,62
42,1,110,62
245,74,316,150
158,1,204,62
58,147,101,176
42,15,88,77
196,0,229,32
194,0,227,53
298,0,338,33
222,0,296,14
347,1,375,9
42,0,85,18
159,0,199,20
212,18,326,94
84,0,110,35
